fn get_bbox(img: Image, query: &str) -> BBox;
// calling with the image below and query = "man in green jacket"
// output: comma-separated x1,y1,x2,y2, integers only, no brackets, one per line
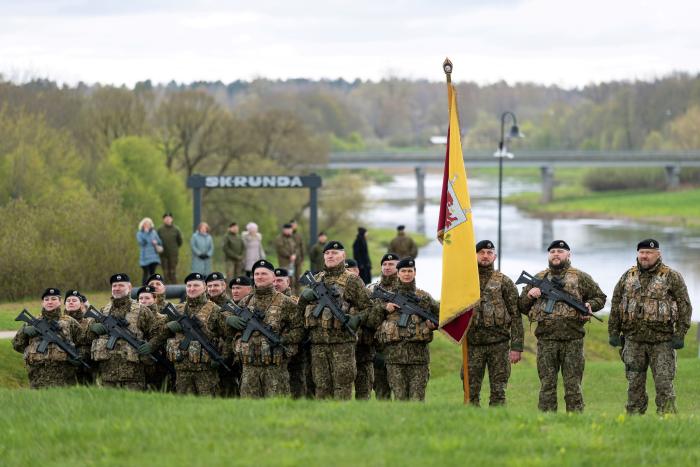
223,222,245,280
157,212,183,284
308,231,327,274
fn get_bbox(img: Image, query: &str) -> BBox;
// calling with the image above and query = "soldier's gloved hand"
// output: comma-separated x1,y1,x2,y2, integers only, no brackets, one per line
671,336,684,349
347,315,361,331
90,323,107,335
138,342,152,355
608,335,622,347
23,325,39,337
166,321,183,333
300,288,318,302
225,315,246,330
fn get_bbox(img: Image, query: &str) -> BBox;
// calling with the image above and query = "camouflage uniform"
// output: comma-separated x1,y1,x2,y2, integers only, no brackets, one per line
163,294,226,396
298,263,373,400
234,286,304,398
280,288,312,399
367,274,398,400
519,260,606,412
388,232,418,259
373,280,439,401
210,292,240,397
467,264,523,406
88,297,161,390
353,286,377,400
12,308,85,389
609,259,692,414
65,307,94,385
146,294,175,391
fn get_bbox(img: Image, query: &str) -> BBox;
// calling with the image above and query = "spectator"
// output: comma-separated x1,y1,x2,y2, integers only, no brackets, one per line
242,222,266,276
157,212,183,284
223,222,246,280
191,222,214,276
352,227,372,284
388,225,418,259
137,217,163,285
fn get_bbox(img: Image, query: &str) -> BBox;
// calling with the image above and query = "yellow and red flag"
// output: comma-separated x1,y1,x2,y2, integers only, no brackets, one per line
437,66,480,345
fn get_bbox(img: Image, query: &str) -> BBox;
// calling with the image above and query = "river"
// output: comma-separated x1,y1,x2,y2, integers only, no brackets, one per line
365,172,700,321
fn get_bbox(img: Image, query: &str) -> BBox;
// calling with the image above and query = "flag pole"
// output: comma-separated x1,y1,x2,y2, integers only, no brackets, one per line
442,57,470,405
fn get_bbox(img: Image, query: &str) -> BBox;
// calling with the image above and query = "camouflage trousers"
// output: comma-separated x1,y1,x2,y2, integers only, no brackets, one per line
96,358,146,390
536,338,585,412
310,342,356,400
468,340,511,407
219,361,241,398
354,344,375,400
288,346,313,399
27,362,77,389
240,363,290,398
622,340,677,415
145,357,173,392
161,256,178,284
175,369,219,396
373,352,391,400
386,363,429,401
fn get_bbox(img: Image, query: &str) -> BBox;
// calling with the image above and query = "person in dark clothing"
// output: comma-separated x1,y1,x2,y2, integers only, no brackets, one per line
353,227,372,285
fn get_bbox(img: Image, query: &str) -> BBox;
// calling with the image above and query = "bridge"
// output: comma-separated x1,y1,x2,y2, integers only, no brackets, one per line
329,150,700,205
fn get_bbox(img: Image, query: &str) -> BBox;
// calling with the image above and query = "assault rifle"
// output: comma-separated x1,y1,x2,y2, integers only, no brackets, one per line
300,270,357,338
370,287,439,327
85,306,174,373
162,303,231,372
220,301,283,346
515,271,603,322
15,309,91,369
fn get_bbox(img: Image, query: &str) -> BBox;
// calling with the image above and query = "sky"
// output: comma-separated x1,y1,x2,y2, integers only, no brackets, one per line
1,0,699,88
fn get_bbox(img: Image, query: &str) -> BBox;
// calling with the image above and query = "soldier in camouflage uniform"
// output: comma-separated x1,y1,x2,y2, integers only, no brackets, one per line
344,259,360,277
225,260,304,398
162,272,227,396
388,225,418,259
146,273,169,314
344,258,375,400
372,258,438,401
367,253,400,400
207,271,237,397
467,240,523,406
135,285,172,391
298,241,373,399
13,288,85,389
63,289,94,385
309,231,328,274
609,239,692,415
230,276,253,305
224,275,253,396
88,274,161,390
519,240,607,412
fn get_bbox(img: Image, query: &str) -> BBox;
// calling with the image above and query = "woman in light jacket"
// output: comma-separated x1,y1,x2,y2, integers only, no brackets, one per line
137,217,163,285
191,222,214,276
242,222,266,276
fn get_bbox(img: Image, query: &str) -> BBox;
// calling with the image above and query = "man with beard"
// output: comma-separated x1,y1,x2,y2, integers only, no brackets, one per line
466,240,523,406
608,239,691,415
519,241,606,412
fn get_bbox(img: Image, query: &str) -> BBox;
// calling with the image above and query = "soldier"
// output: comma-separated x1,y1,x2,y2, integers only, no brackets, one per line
519,240,606,413
388,225,418,259
206,271,236,397
344,259,360,277
298,241,373,400
367,253,400,400
225,275,253,396
466,240,523,406
274,224,298,279
225,260,304,398
146,273,170,314
608,239,692,415
206,272,229,307
290,219,306,291
230,276,253,305
162,272,227,396
309,231,328,274
136,285,171,391
12,288,84,389
223,222,246,280
372,258,438,401
157,212,184,284
137,286,157,308
64,289,93,385
87,274,161,390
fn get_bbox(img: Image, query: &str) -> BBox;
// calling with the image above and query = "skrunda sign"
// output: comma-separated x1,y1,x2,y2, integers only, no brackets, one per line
205,175,304,188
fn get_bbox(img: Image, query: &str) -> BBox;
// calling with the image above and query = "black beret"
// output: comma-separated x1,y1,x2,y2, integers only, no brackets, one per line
547,240,570,251
252,259,275,273
397,257,416,270
146,273,165,285
42,288,61,299
78,293,87,303
323,241,344,252
229,276,253,287
381,253,399,264
184,272,205,283
345,259,359,268
637,239,660,250
274,268,289,277
476,240,496,252
283,223,293,229
163,212,173,218
137,286,156,297
397,225,405,231
64,289,82,302
110,273,130,284
205,272,226,283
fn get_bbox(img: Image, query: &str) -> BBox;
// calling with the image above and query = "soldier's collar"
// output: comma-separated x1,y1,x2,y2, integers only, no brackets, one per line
324,263,345,277
254,285,275,297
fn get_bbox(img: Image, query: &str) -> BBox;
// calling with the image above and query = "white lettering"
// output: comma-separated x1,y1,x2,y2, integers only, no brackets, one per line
234,176,247,187
290,176,303,187
205,176,219,188
263,176,277,187
248,176,262,187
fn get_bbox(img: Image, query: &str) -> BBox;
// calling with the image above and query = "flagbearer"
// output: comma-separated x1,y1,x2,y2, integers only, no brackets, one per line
466,240,523,406
373,258,438,401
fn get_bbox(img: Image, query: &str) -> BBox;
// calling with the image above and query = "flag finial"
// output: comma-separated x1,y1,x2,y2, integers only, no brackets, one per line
443,58,453,83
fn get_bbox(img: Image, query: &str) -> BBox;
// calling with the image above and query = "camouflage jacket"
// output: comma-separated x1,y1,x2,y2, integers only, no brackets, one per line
609,259,691,344
468,265,524,351
518,262,606,341
13,308,85,366
388,233,418,259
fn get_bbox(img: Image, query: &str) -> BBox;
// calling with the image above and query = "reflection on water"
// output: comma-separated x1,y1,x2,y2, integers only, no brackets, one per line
366,174,700,320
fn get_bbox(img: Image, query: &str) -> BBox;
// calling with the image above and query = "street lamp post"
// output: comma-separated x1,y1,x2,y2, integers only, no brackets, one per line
494,111,523,271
